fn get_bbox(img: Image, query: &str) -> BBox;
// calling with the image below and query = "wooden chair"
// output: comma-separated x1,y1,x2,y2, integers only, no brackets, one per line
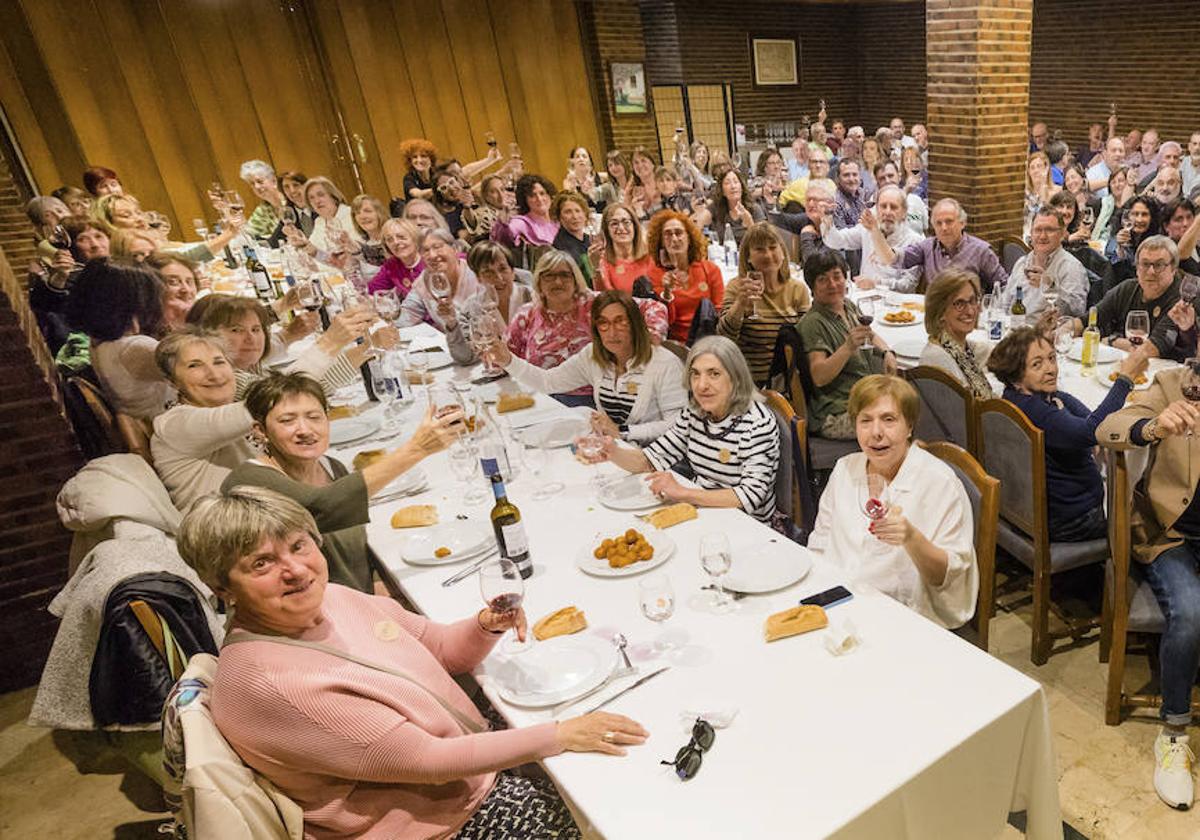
920,441,1000,651
62,375,125,460
661,339,689,364
905,366,978,455
785,343,859,471
117,413,153,465
1000,236,1030,275
977,398,1110,664
762,389,803,529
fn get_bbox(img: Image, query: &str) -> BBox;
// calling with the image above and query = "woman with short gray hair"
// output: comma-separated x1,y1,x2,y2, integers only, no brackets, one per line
239,159,287,243
582,334,780,520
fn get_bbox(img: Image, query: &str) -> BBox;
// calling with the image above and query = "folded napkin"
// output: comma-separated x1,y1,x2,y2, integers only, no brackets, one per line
823,616,861,657
678,705,738,730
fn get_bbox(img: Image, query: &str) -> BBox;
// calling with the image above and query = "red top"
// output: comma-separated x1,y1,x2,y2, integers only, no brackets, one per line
648,260,726,342
596,254,656,293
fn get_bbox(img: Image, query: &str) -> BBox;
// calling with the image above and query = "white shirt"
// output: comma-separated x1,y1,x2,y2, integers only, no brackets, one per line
1182,157,1200,199
308,204,356,254
92,335,176,421
905,193,928,236
809,446,978,629
1086,160,1112,198
1004,247,1089,319
822,220,923,292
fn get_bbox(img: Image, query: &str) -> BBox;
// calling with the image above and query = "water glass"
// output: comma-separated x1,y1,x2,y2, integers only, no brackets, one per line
523,440,563,500
448,439,489,505
638,574,677,654
699,533,734,612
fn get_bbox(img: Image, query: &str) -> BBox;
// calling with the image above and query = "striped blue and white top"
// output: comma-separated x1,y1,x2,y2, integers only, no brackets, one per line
643,400,780,521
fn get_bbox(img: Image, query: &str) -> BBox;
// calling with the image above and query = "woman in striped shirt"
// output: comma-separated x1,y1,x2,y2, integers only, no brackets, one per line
718,222,812,385
487,290,685,444
586,334,780,521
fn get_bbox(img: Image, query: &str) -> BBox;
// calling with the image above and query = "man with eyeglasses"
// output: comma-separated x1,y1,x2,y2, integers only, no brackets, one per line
1078,235,1184,359
1005,207,1088,318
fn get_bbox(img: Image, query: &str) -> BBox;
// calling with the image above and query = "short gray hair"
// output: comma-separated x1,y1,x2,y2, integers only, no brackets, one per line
154,326,228,383
177,486,321,588
933,197,968,223
1137,234,1180,267
875,184,907,208
239,159,275,183
403,199,450,233
684,335,758,416
532,249,588,306
25,195,68,227
419,227,457,252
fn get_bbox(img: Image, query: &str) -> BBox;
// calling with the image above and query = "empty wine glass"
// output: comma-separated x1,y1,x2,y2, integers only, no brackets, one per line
428,271,452,303
372,358,402,431
192,218,208,241
1054,317,1074,361
373,289,401,324
406,349,431,398
699,533,734,612
478,557,526,652
448,439,490,505
638,574,677,654
857,298,876,350
522,440,563,500
858,472,891,540
576,432,607,490
746,270,764,321
280,205,298,227
1125,310,1150,349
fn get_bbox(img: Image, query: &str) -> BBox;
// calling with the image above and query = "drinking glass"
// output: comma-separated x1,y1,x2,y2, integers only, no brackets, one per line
1054,318,1075,361
1181,274,1200,303
508,142,522,160
858,472,891,540
428,382,464,422
485,131,497,149
406,349,431,398
659,248,676,303
224,191,245,223
280,206,298,227
638,574,677,654
428,272,452,302
857,298,876,349
522,440,563,500
746,270,764,321
478,557,525,650
576,432,607,490
372,358,402,431
699,532,734,611
192,218,208,240
373,289,401,324
448,439,490,505
1125,310,1150,349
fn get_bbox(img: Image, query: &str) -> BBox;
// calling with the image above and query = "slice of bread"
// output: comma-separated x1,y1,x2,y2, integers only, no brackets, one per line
532,606,588,641
390,504,438,529
764,605,828,642
496,393,535,413
644,503,698,530
352,449,386,471
327,404,358,420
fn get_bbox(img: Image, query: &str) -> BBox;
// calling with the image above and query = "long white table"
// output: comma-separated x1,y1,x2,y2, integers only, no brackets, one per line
335,324,1062,839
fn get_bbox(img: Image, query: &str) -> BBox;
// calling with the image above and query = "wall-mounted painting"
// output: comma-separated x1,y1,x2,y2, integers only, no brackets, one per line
751,37,799,87
612,62,647,114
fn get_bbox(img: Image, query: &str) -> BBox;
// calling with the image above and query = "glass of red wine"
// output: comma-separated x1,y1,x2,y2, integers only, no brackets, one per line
1125,310,1150,349
858,298,876,350
479,557,528,653
858,471,891,539
659,248,676,303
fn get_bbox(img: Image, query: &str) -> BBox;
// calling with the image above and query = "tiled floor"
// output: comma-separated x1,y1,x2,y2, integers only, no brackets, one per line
0,603,1194,839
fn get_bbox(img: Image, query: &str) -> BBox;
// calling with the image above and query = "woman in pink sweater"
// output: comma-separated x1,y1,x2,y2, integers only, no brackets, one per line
178,486,647,840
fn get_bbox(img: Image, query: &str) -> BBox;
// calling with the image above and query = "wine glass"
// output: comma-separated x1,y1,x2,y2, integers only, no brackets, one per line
576,432,607,490
659,248,676,303
857,298,876,350
448,438,490,505
372,289,401,325
428,382,464,421
478,557,526,651
858,471,891,540
485,131,497,149
372,357,402,431
1181,274,1200,303
522,440,563,500
746,270,764,321
1125,310,1150,349
699,533,735,612
406,349,431,399
428,271,452,303
192,218,208,241
280,205,298,227
638,574,677,654
224,191,245,224
1054,317,1075,361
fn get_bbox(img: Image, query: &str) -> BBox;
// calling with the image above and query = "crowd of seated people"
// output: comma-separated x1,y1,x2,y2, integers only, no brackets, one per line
24,108,1200,833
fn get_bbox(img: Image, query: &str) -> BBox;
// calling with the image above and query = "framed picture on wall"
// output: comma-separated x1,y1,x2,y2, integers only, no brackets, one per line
612,62,647,114
750,37,799,87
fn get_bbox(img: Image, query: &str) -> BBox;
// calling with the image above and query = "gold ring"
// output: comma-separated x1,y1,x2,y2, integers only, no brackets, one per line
603,730,616,743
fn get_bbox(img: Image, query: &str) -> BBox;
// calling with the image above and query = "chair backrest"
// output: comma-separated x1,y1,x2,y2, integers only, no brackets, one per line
661,339,689,363
117,413,154,465
906,365,976,453
977,398,1047,546
920,440,999,647
1000,238,1030,274
761,389,799,526
781,342,810,422
63,375,125,460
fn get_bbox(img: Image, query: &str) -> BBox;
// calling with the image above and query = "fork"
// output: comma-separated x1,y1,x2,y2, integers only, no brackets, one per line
701,584,747,601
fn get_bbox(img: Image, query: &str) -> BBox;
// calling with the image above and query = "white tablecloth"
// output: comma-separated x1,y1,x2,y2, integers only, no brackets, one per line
335,323,1062,839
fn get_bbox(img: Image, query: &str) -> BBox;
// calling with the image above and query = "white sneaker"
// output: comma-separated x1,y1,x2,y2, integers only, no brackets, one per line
1154,731,1195,811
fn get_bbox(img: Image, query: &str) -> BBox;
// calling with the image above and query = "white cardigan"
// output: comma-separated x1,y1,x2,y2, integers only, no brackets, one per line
505,344,686,443
808,445,979,629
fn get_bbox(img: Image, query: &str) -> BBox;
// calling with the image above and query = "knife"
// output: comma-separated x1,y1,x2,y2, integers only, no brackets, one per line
441,552,497,586
582,665,670,715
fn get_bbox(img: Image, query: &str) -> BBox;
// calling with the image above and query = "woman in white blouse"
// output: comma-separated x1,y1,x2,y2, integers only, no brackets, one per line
809,374,978,628
303,176,356,255
486,290,685,444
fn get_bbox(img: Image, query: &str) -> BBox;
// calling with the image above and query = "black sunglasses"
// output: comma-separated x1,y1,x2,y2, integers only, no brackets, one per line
659,718,716,781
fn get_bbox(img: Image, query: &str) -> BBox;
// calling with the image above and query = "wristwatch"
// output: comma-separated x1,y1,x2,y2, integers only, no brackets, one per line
1143,418,1164,443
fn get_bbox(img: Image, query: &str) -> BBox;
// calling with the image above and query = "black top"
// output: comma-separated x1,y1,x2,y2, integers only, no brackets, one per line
403,171,433,201
1094,276,1182,359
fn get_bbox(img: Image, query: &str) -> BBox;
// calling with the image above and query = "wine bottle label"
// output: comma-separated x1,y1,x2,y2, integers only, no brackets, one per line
500,522,529,556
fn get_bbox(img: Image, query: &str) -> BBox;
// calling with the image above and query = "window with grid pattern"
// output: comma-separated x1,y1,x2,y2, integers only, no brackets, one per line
686,84,732,157
652,85,686,164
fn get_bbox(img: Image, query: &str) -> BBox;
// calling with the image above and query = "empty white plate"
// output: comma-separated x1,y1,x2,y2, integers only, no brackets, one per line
575,528,675,578
597,474,661,511
1068,339,1124,364
520,416,589,448
399,521,495,566
330,414,382,445
493,635,617,707
891,338,927,360
722,540,814,593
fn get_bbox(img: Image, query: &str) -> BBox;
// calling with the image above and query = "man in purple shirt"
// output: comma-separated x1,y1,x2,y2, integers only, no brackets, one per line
868,197,1008,292
831,160,866,230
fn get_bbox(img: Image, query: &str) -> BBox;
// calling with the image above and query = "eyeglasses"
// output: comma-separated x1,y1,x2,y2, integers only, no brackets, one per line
608,218,634,230
540,270,575,285
1138,259,1172,273
660,718,715,781
662,228,687,238
596,316,630,332
950,296,981,312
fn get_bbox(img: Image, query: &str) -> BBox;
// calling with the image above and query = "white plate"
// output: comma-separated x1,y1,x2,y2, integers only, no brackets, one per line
892,338,927,360
1095,359,1176,391
493,635,617,707
520,416,589,448
399,521,495,566
723,541,814,593
575,528,676,577
877,309,923,327
1068,339,1125,364
329,414,382,445
597,474,662,511
476,382,502,403
371,467,429,497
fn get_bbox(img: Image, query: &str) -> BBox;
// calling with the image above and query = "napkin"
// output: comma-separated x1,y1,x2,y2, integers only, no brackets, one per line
823,616,861,656
678,705,738,730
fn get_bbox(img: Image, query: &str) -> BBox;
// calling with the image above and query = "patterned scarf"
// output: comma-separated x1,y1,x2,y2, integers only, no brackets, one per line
937,331,992,399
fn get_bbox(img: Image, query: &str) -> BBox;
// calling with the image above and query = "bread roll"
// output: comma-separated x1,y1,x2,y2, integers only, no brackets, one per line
532,606,588,641
764,605,828,642
390,504,438,529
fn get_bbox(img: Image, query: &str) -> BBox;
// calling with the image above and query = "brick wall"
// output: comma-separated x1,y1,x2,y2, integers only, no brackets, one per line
0,151,81,692
578,0,661,158
855,2,926,135
1030,0,1200,150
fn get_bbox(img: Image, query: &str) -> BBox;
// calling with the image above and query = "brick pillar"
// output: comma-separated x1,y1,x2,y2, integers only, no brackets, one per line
926,0,1032,246
577,0,659,156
